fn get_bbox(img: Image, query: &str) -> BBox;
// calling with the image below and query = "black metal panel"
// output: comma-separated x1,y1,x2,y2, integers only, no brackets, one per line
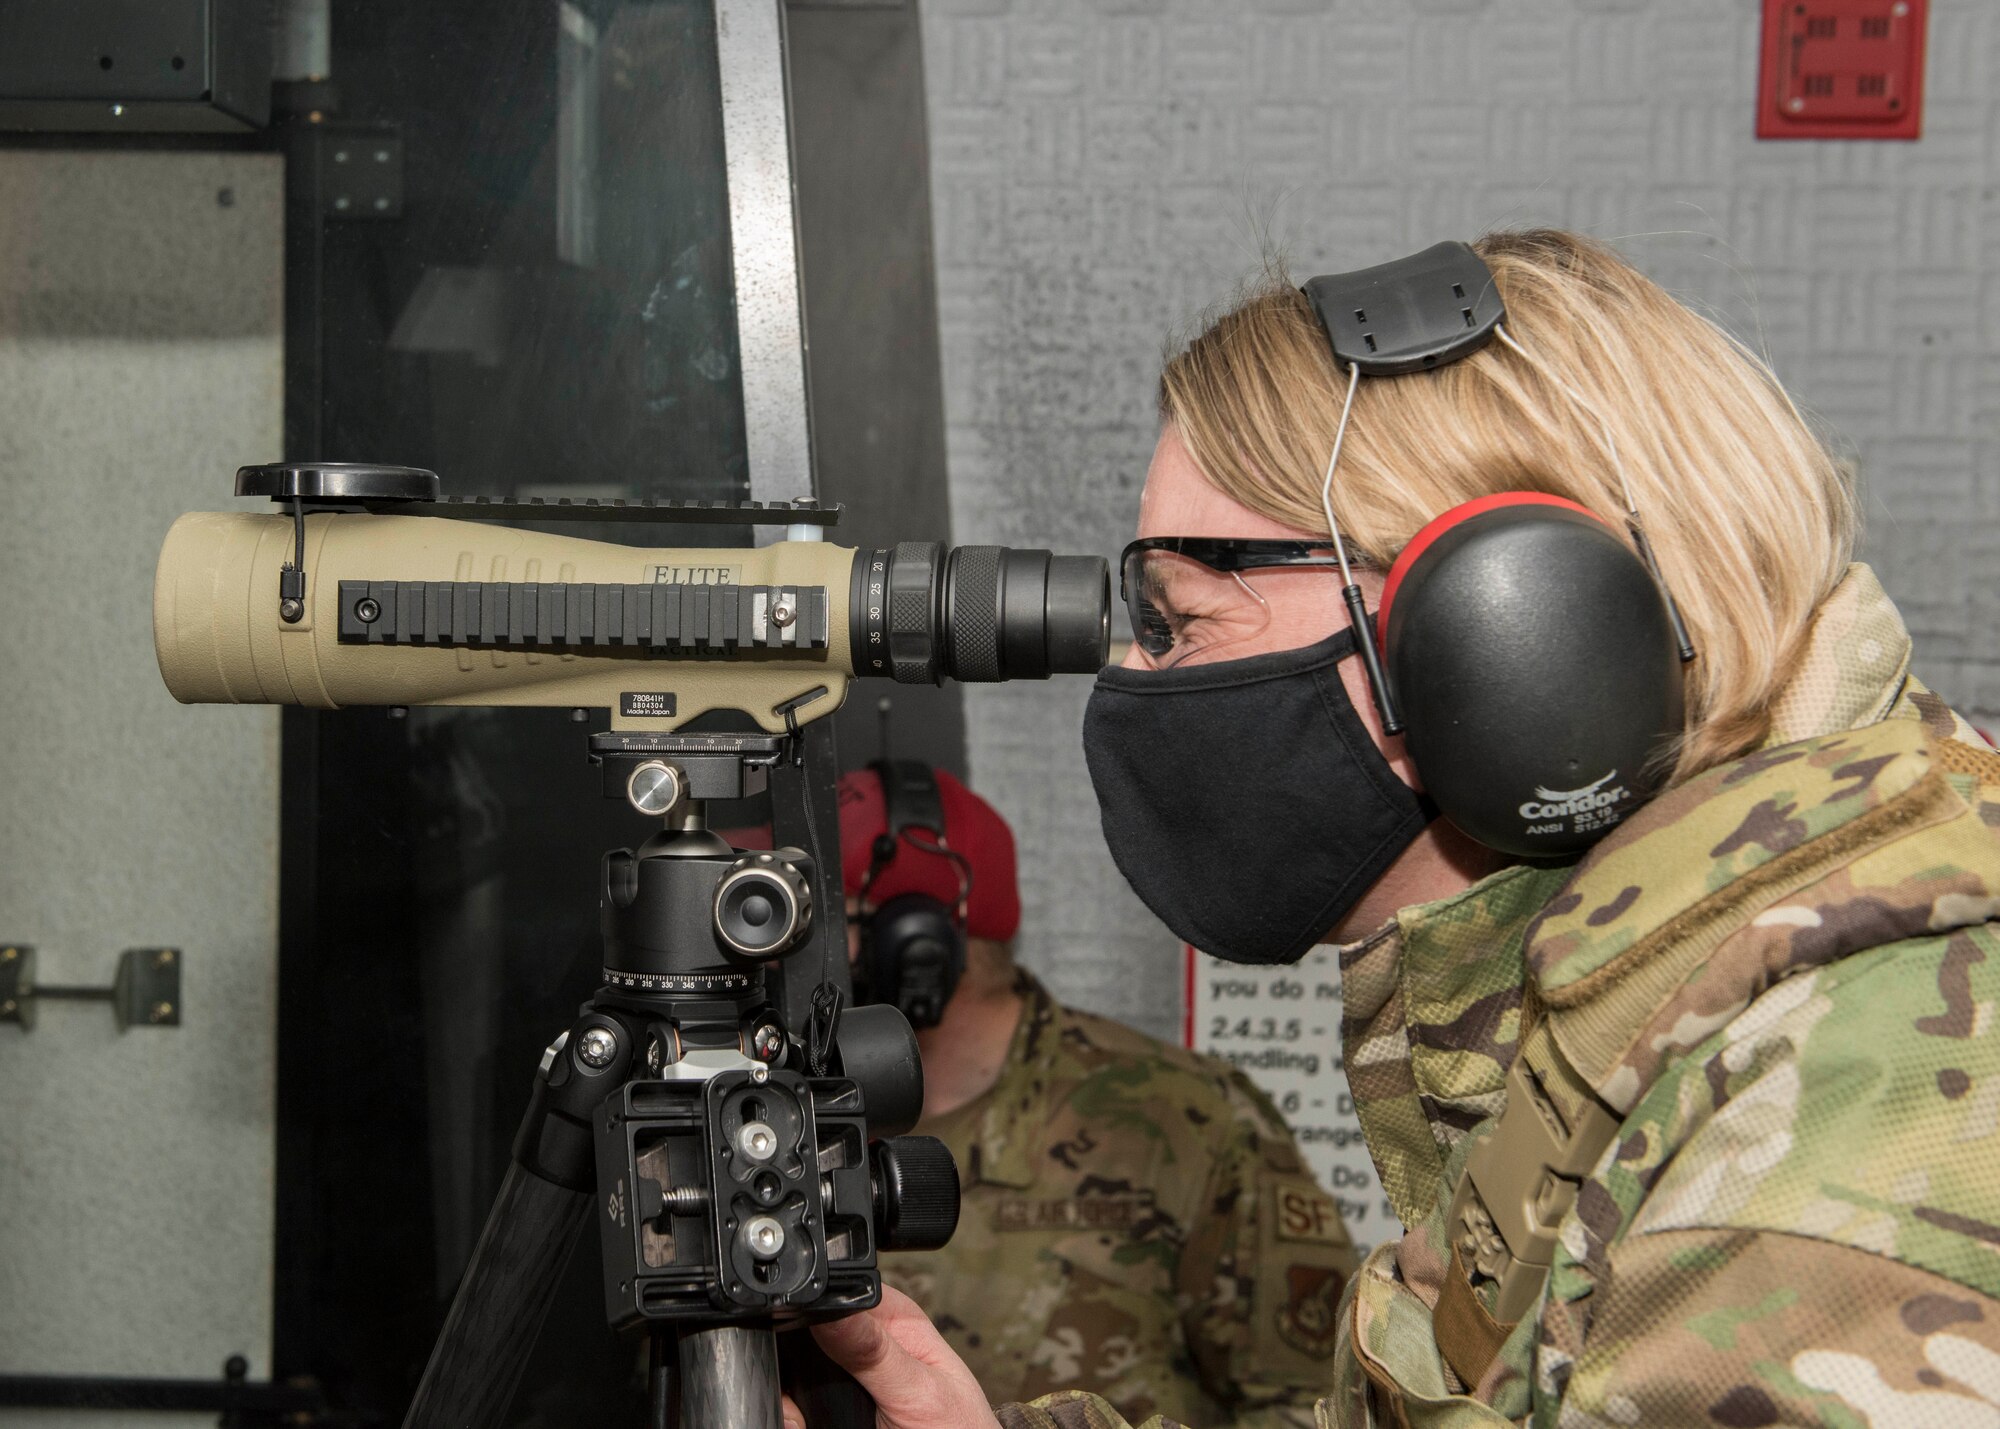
0,0,273,133
274,2,753,1421
270,4,961,1423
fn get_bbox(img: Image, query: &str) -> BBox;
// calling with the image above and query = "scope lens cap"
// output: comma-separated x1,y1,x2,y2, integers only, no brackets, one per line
1382,500,1685,858
235,463,440,503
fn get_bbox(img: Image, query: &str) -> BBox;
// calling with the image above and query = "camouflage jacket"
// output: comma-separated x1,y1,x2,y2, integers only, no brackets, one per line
882,969,1358,1427
999,565,2000,1429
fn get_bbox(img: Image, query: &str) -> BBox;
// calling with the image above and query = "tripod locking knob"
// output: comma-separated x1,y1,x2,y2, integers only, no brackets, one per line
625,760,684,817
871,1135,960,1252
713,852,813,961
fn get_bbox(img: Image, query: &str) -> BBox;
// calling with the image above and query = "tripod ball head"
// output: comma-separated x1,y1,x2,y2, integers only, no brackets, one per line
601,834,819,989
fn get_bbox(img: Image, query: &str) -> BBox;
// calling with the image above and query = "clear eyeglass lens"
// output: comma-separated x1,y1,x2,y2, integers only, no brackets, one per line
1125,550,1272,668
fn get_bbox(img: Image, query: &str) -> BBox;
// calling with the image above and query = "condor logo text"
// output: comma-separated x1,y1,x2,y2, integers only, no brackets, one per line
1519,770,1629,835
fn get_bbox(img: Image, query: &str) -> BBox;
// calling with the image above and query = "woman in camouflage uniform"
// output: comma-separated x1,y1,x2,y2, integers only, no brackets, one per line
788,230,2000,1429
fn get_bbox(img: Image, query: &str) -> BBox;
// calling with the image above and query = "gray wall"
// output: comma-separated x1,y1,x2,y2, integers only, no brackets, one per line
0,151,283,1419
922,0,2000,1038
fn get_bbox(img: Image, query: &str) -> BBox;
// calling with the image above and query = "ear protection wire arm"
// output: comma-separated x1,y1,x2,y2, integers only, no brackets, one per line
1319,363,1404,735
1491,324,1696,664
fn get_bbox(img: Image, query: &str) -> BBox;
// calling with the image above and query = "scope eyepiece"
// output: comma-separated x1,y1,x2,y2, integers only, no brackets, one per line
850,543,1111,685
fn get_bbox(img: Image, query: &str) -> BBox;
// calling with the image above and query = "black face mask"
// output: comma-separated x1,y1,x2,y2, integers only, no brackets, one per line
1082,629,1435,966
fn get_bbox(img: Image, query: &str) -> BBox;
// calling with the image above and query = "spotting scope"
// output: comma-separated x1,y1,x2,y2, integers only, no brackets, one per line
154,464,1111,732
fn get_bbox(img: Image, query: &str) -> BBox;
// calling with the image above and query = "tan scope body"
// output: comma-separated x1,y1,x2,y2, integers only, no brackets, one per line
154,511,858,733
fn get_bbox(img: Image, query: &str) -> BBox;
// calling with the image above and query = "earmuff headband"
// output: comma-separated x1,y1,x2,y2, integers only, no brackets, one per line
1301,242,1514,737
861,760,972,925
1300,240,1693,857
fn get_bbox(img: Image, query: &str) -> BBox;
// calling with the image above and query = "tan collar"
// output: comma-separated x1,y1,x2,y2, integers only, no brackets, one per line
1763,563,1913,746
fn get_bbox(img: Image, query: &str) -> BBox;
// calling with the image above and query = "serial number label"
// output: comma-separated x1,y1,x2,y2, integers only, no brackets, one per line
620,692,677,718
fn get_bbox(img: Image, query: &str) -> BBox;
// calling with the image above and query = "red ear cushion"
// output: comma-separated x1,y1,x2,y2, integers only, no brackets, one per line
1377,492,1604,644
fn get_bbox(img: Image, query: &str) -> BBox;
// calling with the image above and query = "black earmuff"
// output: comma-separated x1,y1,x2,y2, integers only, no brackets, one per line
855,760,967,1030
1302,241,1692,858
862,894,963,1031
1377,494,1685,857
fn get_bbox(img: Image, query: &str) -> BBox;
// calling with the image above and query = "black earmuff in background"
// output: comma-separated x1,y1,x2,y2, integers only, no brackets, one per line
855,760,967,1030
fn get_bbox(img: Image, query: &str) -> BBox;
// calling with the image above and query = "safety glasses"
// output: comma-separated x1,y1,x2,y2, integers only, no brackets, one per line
1119,537,1347,667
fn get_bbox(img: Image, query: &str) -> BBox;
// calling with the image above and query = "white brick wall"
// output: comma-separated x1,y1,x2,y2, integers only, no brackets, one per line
922,0,2000,1036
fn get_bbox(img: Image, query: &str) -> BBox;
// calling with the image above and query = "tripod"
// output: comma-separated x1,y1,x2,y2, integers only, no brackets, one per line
402,727,959,1429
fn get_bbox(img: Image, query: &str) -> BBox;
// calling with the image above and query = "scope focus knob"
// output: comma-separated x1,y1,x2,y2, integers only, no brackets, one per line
713,852,813,962
871,1135,960,1252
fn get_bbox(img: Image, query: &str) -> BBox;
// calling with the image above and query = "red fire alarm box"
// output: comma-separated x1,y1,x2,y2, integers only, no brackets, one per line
1758,0,1927,140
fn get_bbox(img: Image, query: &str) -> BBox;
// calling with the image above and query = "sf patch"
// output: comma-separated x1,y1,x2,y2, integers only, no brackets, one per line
1273,1184,1349,1246
1275,1262,1344,1359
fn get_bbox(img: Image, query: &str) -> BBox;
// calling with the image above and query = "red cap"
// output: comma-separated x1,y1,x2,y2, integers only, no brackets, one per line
721,768,1022,943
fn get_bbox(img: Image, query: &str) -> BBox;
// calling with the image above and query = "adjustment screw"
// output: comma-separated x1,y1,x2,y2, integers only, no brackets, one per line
151,1001,174,1022
750,1062,770,1085
752,1023,785,1062
771,601,796,628
577,1026,618,1069
739,1121,778,1162
355,597,381,623
279,597,304,623
743,1215,786,1260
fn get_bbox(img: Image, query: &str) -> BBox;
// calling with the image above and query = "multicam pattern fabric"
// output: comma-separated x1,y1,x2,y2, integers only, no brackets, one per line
1337,863,1575,1230
1002,565,2000,1429
886,970,1358,1429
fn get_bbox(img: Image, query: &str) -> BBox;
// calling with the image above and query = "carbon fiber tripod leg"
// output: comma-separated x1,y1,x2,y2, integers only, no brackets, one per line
401,1162,592,1429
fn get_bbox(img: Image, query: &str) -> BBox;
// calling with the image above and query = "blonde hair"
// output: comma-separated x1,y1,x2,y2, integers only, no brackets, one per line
1160,229,1857,784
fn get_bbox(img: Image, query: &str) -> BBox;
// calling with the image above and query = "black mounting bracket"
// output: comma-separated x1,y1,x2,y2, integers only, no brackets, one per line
0,945,182,1033
587,731,789,804
1302,240,1507,376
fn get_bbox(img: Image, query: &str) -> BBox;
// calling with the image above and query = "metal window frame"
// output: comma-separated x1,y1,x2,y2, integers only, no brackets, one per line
716,0,817,504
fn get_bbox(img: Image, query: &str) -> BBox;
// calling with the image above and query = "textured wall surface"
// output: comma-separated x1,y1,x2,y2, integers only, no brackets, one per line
922,0,2000,1038
0,152,283,1421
